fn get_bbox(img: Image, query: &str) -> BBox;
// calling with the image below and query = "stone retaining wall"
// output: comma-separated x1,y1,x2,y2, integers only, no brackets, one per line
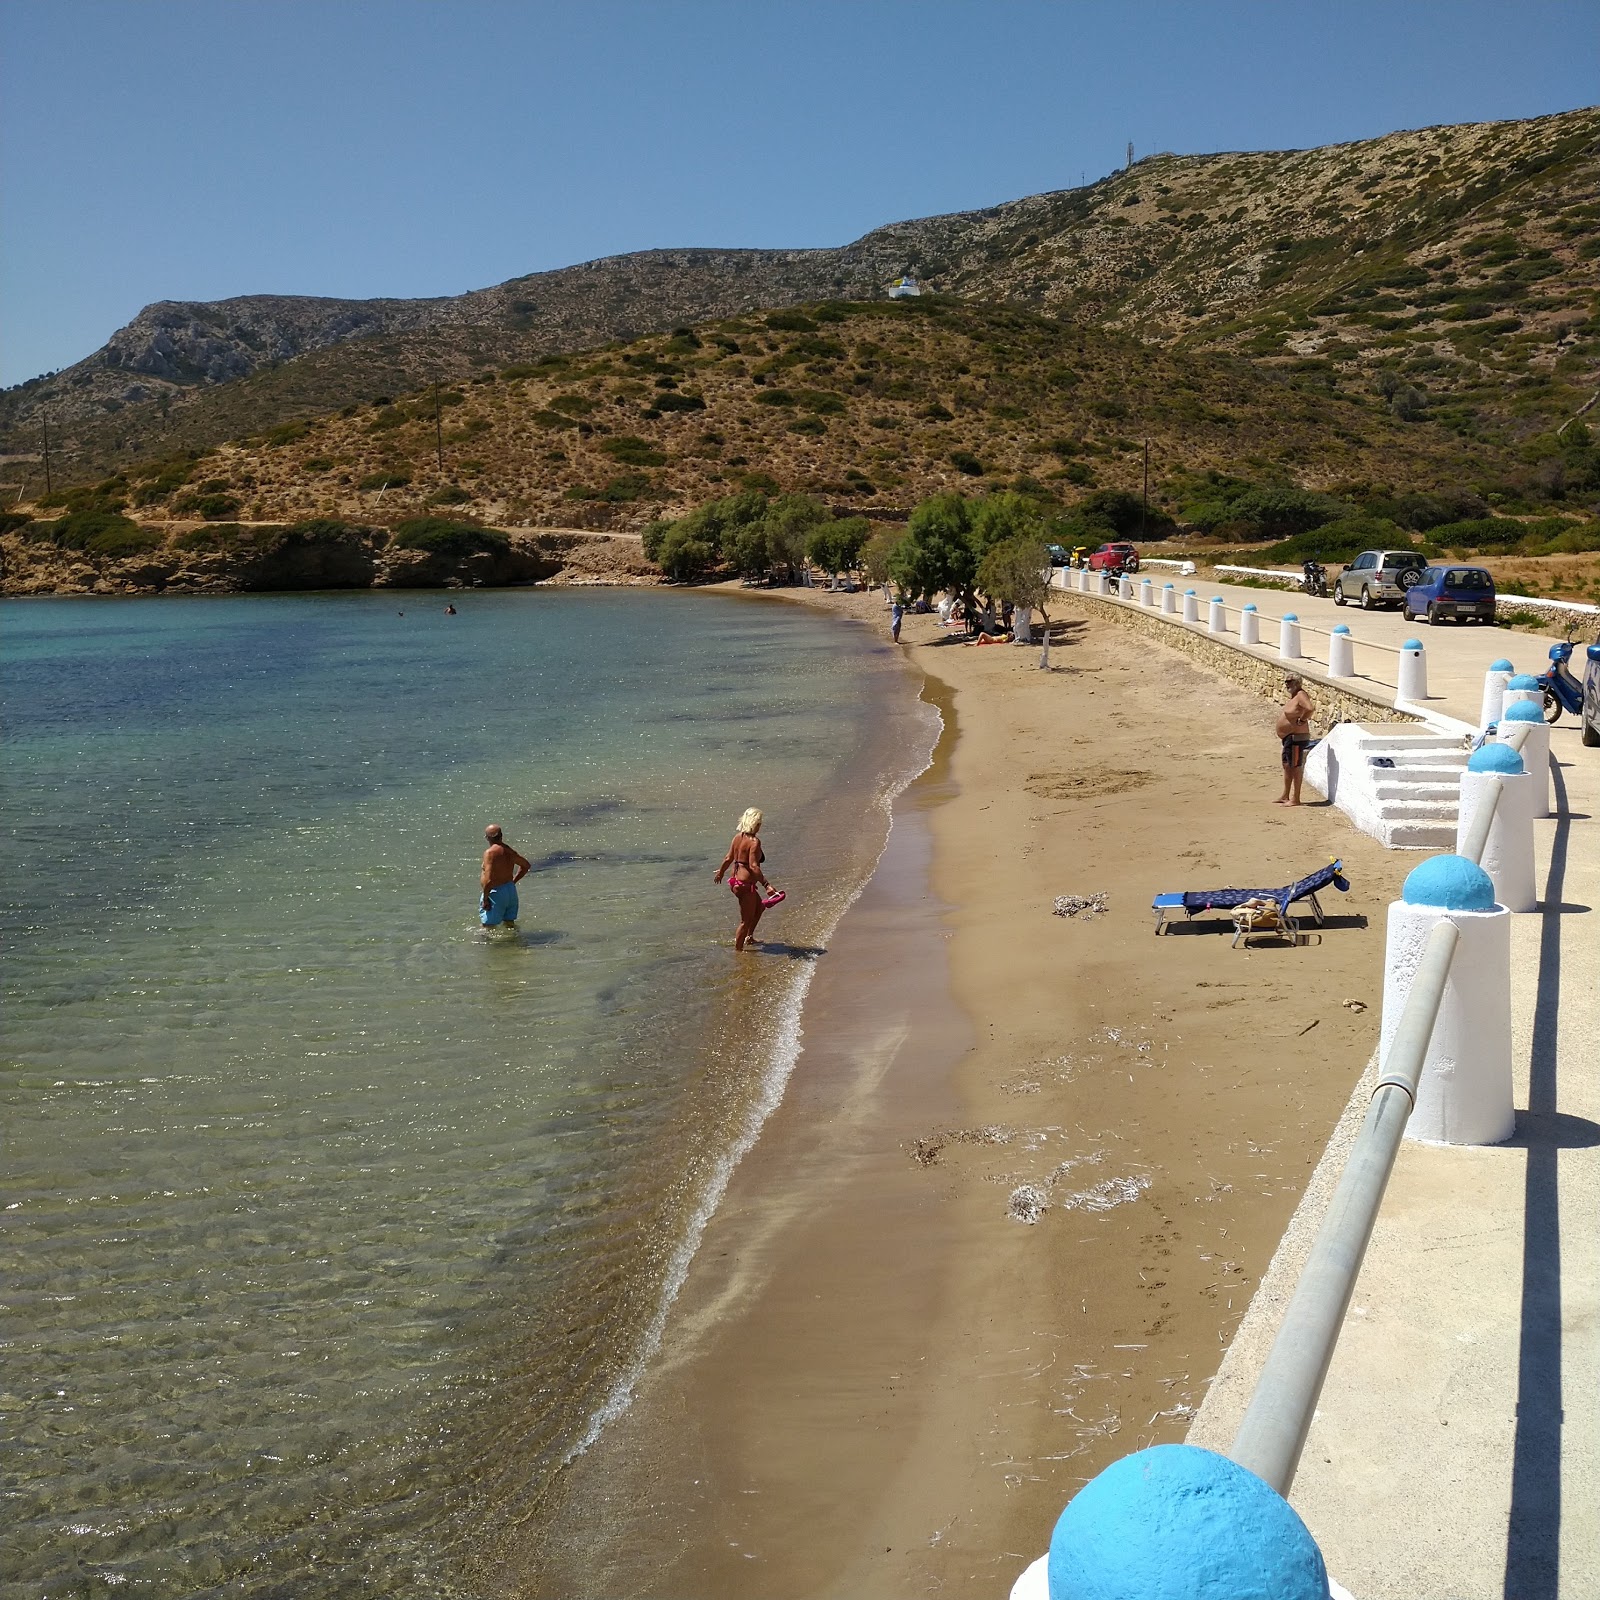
1052,591,1421,735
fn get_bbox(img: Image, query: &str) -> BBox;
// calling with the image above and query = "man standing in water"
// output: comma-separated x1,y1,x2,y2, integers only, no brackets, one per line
480,824,531,928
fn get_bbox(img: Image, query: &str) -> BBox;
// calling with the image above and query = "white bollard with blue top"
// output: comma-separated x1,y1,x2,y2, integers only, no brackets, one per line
1501,700,1551,817
1328,624,1354,678
1500,673,1543,720
1240,603,1260,647
1119,572,1134,600
1480,658,1515,731
1208,596,1226,634
1455,744,1536,913
1397,638,1427,702
1008,1443,1353,1600
1162,582,1178,615
1278,613,1302,661
1140,576,1154,607
1381,855,1514,1146
1182,588,1199,623
1095,571,1109,596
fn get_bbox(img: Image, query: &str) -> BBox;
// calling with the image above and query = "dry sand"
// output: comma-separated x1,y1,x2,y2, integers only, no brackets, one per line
497,588,1415,1599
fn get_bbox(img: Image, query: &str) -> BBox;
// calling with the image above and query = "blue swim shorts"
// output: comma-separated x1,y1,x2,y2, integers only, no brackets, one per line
480,882,519,927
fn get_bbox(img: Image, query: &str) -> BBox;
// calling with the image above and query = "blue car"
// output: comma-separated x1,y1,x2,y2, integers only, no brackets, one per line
1403,564,1497,625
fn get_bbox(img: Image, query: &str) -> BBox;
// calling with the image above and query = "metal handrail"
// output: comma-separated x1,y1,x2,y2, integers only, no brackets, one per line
1228,920,1461,1492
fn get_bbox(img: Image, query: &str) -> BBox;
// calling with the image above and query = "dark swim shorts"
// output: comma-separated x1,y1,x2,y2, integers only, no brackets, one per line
1281,735,1313,767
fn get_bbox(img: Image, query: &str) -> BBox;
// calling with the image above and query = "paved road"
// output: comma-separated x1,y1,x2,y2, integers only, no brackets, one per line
1146,574,1600,1597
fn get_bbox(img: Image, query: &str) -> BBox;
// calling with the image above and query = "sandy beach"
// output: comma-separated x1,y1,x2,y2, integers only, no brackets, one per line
494,586,1417,1598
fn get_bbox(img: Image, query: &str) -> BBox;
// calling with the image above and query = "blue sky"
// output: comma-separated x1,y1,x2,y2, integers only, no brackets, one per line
3,0,1595,386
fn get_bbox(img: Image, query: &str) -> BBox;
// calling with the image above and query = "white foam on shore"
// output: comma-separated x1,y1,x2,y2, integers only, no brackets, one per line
564,687,944,1465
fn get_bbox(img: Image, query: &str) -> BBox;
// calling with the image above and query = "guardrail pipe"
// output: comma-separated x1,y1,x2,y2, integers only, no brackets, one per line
1229,914,1462,1493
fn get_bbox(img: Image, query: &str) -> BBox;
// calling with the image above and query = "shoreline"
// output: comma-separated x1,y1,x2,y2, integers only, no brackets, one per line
490,584,1418,1597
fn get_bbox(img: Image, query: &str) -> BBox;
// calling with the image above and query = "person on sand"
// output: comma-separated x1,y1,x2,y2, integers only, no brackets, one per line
479,824,531,928
890,596,904,644
1275,675,1315,806
714,807,776,952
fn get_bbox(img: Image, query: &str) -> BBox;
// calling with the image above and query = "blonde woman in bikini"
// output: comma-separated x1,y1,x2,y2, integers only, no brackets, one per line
714,807,779,951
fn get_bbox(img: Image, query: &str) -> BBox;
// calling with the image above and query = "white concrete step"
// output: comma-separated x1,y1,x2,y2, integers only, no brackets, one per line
1371,753,1468,773
1375,782,1460,804
1377,799,1459,822
1386,821,1459,849
1357,732,1463,751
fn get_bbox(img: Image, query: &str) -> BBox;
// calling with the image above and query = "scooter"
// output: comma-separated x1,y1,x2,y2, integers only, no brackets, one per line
1300,559,1329,599
1536,624,1598,724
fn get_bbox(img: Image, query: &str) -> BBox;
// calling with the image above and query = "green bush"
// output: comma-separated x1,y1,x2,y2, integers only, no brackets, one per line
1251,515,1409,565
88,523,164,557
264,419,312,447
766,310,818,332
46,507,146,551
600,435,667,467
533,409,583,430
0,510,32,535
656,527,716,581
174,491,241,520
652,391,706,412
789,417,828,435
176,522,257,551
391,518,507,555
427,485,474,505
303,457,335,473
367,407,411,431
754,389,796,407
794,390,847,415
358,470,411,492
950,451,986,476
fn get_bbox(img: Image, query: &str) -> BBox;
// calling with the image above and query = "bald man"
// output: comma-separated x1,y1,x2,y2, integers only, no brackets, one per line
479,824,531,928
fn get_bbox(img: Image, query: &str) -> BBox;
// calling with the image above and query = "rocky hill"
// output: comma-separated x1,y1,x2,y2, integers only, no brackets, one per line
34,297,1531,538
5,105,1596,491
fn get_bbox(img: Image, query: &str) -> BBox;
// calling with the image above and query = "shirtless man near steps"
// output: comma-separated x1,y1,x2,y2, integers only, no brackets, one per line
479,824,531,928
1275,676,1315,806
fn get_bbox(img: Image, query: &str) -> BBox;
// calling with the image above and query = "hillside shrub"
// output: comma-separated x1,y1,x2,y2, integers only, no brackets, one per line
652,391,706,412
265,420,312,447
392,518,507,555
600,436,667,467
766,310,818,332
303,457,335,473
656,529,716,582
358,470,411,491
0,510,31,535
174,491,241,520
794,390,847,415
533,409,582,430
754,389,796,407
950,451,986,476
368,407,410,431
789,417,827,436
427,485,474,505
585,474,654,503
44,507,146,552
176,523,261,551
1251,515,1408,565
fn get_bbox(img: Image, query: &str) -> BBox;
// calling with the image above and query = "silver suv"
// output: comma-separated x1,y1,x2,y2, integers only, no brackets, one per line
1333,548,1425,610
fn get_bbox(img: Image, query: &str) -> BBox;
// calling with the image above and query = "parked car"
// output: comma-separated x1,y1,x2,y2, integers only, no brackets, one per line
1046,543,1070,566
1402,565,1497,625
1333,549,1425,609
1088,541,1140,573
1582,635,1600,748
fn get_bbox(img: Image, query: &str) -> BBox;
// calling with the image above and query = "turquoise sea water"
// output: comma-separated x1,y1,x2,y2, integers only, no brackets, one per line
0,589,934,1598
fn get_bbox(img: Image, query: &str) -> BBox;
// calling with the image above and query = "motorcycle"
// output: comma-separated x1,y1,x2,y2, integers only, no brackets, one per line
1537,624,1598,724
1300,559,1329,599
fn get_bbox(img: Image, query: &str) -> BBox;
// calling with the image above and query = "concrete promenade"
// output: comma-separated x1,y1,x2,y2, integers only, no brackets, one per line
1162,578,1600,1599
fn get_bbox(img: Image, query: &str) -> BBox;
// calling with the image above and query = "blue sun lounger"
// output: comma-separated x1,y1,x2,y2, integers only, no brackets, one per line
1152,859,1349,936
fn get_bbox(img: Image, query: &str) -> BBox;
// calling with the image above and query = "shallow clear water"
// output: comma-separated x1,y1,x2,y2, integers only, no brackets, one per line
0,588,933,1598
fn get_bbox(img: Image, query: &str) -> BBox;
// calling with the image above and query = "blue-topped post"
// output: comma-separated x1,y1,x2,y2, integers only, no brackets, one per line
1381,855,1514,1144
1162,581,1178,615
1278,612,1302,661
1008,1443,1352,1600
1501,699,1551,816
1239,602,1260,647
1208,595,1226,634
1118,570,1134,600
1500,672,1542,722
1182,587,1199,624
1327,623,1354,679
1479,658,1514,731
1396,637,1426,702
1139,574,1154,607
1456,743,1535,912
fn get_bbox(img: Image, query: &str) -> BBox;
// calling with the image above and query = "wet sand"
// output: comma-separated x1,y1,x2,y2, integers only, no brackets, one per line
493,590,1414,1598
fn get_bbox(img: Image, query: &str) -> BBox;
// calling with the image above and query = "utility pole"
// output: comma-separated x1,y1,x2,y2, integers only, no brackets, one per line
1141,439,1150,539
42,413,52,496
434,384,444,476
1126,141,1134,170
